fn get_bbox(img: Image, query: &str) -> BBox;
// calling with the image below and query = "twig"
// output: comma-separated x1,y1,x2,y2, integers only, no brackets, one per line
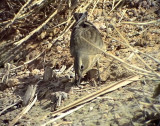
80,34,157,76
108,0,123,14
22,84,38,106
2,63,11,84
51,20,75,44
123,65,152,76
51,0,93,44
57,65,66,75
121,19,160,25
14,7,59,46
89,0,100,19
0,100,22,115
42,75,141,118
9,95,37,126
65,65,73,74
118,10,126,23
10,51,45,71
108,35,160,64
112,24,160,78
139,101,160,108
41,104,84,126
4,0,32,30
145,98,160,113
112,0,116,10
138,51,160,64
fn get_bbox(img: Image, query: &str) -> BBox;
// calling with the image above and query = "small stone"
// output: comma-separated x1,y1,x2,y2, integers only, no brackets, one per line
56,46,63,53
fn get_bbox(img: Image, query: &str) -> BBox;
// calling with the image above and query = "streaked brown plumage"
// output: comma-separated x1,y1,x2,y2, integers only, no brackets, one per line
70,12,105,85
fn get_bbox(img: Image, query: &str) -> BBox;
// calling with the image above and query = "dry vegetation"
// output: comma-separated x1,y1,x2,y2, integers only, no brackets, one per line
0,0,160,126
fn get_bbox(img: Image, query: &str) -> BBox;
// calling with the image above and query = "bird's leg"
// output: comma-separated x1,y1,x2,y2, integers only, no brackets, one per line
77,76,81,86
74,72,82,86
74,72,78,85
96,61,101,84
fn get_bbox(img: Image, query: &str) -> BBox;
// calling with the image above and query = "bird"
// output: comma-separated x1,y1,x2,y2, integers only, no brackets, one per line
70,12,105,85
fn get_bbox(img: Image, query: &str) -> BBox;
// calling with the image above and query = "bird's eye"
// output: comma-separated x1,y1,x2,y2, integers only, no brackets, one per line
80,65,84,71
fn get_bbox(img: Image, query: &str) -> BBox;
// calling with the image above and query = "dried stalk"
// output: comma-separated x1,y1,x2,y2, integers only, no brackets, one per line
9,95,37,126
80,34,158,76
108,35,160,64
109,0,124,14
14,8,59,46
43,75,140,118
122,19,160,25
112,24,160,78
3,0,32,30
41,105,84,126
89,0,100,20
